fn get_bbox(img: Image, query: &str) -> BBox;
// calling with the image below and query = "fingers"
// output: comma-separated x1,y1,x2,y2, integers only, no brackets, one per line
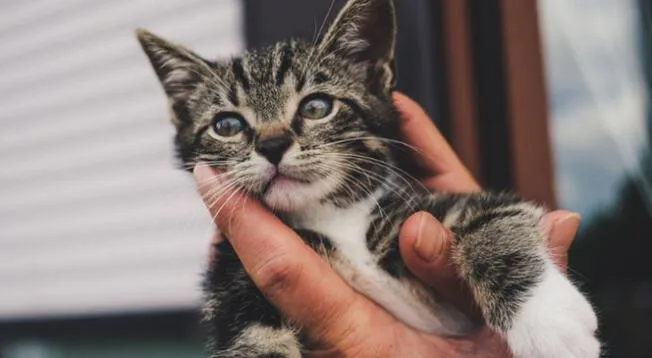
539,210,581,271
194,164,383,349
393,92,480,193
399,212,456,286
398,212,476,314
399,210,580,316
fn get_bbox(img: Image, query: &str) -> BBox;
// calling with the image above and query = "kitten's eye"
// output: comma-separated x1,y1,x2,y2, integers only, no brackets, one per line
212,113,246,137
299,95,334,120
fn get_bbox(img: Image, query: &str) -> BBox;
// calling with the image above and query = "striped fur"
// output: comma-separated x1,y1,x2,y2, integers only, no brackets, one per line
137,0,599,357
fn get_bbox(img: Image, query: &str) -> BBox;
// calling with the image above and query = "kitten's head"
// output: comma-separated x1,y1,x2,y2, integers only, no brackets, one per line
137,0,400,211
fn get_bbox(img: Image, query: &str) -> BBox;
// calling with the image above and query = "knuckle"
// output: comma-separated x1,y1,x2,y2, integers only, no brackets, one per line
253,253,302,296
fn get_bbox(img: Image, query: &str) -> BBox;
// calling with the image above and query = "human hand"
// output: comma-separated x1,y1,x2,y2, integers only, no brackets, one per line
195,92,580,357
392,92,579,315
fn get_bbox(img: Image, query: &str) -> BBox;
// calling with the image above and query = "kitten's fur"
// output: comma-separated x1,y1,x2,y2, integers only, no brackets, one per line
136,1,600,357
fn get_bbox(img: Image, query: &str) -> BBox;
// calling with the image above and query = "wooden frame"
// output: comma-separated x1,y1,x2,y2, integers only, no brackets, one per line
440,0,481,180
441,0,557,207
500,0,557,207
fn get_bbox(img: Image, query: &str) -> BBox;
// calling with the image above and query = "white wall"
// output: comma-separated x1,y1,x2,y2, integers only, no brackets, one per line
0,0,244,320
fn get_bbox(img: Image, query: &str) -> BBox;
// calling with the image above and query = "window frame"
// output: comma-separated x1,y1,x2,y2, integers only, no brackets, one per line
441,0,556,206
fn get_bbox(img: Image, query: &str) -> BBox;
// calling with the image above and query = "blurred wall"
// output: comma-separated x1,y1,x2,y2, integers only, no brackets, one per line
0,0,243,320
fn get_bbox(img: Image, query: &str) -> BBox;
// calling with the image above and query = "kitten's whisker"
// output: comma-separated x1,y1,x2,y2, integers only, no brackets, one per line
221,193,249,234
202,183,237,210
319,151,429,196
196,178,231,197
211,186,244,224
312,137,424,176
301,0,337,80
339,170,389,223
195,171,236,192
321,154,423,212
338,162,419,212
316,136,424,156
316,0,336,46
181,160,236,171
201,177,242,208
310,161,389,222
329,151,427,191
300,155,418,207
318,157,409,195
205,184,247,224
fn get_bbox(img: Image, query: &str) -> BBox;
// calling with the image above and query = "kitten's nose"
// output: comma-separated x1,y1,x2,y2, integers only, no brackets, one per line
255,135,293,165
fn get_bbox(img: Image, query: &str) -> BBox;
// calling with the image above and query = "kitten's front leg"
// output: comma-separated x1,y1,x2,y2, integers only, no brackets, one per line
426,193,600,358
203,240,302,358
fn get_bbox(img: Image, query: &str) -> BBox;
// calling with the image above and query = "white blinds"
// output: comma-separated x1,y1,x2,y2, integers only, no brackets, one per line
0,0,244,320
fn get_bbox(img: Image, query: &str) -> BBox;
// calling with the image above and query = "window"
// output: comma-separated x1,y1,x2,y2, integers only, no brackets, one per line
540,0,652,356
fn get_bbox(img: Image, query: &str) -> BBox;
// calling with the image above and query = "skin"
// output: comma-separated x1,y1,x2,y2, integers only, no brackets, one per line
194,92,581,357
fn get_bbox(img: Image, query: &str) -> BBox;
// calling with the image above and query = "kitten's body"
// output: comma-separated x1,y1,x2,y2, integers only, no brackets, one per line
286,180,471,335
137,1,600,357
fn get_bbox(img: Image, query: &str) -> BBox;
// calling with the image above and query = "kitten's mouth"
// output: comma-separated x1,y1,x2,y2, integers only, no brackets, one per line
262,172,310,194
259,165,339,211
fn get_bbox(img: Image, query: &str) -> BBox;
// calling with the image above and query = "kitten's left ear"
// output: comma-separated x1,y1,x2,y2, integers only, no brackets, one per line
319,0,397,89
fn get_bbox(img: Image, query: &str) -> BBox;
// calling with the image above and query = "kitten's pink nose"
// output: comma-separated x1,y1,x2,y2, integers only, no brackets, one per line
255,135,293,165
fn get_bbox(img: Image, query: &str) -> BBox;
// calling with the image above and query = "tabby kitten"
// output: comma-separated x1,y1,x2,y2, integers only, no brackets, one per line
136,0,600,357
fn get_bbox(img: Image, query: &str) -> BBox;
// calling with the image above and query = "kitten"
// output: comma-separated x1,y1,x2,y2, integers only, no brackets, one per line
136,0,600,357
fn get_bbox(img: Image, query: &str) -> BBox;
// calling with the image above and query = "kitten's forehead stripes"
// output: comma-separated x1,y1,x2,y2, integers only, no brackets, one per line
228,82,240,107
314,72,329,84
231,58,251,91
213,40,314,124
295,75,307,93
275,42,294,86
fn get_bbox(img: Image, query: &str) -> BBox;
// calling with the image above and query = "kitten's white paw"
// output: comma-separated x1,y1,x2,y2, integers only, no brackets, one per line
506,262,600,358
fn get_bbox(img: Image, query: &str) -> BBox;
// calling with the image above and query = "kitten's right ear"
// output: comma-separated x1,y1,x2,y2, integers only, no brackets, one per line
136,29,210,104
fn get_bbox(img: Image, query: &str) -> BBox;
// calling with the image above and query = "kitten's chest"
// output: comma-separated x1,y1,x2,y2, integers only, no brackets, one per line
294,200,376,265
290,198,447,333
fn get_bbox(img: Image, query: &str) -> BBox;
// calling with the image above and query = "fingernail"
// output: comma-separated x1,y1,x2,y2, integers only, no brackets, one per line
413,213,451,263
549,213,581,245
539,211,581,236
558,212,581,225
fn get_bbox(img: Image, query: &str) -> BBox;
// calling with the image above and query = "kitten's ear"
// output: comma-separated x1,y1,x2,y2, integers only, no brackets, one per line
136,29,211,103
319,0,397,88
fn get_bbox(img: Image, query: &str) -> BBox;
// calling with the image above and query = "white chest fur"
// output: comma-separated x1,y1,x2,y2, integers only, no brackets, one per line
291,194,469,335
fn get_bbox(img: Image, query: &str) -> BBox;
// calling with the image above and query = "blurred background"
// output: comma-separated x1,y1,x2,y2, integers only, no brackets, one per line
0,0,650,357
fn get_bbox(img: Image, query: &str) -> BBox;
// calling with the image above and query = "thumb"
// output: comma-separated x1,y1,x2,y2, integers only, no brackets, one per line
399,212,476,314
399,212,457,293
539,210,581,271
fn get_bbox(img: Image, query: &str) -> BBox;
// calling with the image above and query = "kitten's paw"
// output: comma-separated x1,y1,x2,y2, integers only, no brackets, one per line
505,263,600,358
